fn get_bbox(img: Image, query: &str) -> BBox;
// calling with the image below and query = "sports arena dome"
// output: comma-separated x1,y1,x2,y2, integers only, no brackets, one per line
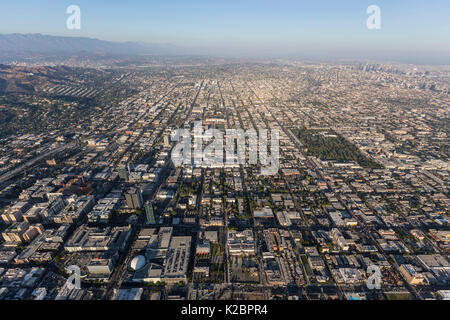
130,255,146,271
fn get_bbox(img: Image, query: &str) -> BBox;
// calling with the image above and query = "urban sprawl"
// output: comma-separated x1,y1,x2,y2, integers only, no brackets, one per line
0,60,448,301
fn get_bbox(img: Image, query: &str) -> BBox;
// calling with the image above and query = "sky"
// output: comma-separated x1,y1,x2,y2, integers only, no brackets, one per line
0,0,449,61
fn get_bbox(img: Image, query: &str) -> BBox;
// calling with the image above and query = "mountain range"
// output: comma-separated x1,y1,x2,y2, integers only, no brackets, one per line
0,33,182,55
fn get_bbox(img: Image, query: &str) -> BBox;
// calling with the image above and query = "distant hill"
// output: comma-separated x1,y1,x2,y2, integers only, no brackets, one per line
0,33,182,55
0,64,77,94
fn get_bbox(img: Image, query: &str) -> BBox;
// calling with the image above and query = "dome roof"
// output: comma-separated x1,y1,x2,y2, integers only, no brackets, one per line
130,255,146,271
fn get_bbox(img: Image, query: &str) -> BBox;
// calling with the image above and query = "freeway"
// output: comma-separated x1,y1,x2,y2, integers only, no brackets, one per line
0,142,76,186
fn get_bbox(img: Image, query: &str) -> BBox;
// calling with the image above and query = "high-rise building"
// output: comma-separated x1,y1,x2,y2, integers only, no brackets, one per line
144,201,155,224
163,134,170,148
118,166,129,181
125,188,143,209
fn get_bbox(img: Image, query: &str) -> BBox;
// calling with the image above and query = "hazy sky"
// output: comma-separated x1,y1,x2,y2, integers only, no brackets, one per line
1,0,449,60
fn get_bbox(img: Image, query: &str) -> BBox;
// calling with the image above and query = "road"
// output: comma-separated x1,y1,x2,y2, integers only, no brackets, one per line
0,142,76,186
